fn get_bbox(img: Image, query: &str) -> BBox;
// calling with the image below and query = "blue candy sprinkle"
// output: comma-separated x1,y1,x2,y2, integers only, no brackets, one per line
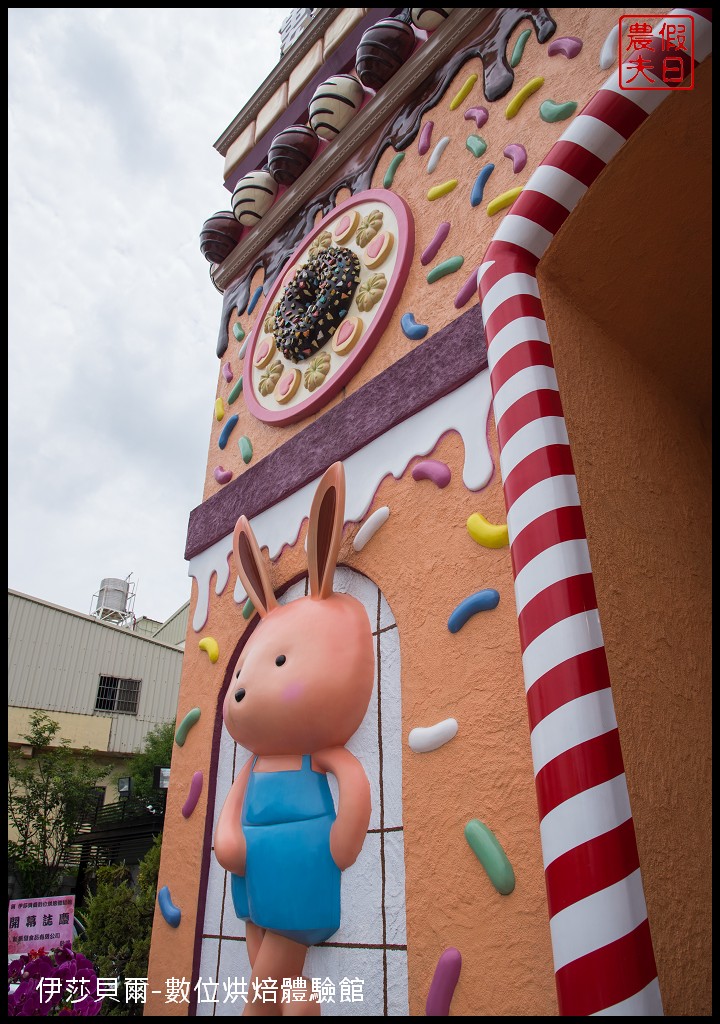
158,885,181,928
247,285,264,315
401,313,429,341
471,164,496,208
448,589,500,633
218,414,239,450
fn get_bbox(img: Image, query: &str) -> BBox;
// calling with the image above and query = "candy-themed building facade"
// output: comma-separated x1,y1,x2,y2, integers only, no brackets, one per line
146,8,711,1016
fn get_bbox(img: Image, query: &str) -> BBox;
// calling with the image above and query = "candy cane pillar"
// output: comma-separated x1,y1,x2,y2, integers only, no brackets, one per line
478,9,712,1016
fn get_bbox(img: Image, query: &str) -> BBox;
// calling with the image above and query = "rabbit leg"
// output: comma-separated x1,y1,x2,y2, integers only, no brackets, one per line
244,931,318,1017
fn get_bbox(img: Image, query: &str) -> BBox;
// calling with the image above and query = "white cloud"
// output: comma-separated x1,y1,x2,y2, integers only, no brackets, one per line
8,7,293,622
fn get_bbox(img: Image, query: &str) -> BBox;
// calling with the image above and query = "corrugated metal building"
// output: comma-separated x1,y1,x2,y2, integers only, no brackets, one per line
8,589,184,757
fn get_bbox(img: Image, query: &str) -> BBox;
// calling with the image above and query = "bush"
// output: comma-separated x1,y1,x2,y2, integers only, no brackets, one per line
76,835,161,1017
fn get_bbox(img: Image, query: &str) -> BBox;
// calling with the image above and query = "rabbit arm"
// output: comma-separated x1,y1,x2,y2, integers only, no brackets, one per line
214,755,253,875
313,746,371,870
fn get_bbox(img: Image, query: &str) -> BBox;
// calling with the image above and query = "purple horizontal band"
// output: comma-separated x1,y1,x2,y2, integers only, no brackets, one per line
185,303,487,561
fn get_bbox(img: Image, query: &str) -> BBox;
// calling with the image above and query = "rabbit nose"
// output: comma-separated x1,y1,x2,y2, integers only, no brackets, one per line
234,689,246,703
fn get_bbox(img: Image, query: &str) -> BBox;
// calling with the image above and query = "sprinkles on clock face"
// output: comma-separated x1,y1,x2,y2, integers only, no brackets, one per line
273,245,361,363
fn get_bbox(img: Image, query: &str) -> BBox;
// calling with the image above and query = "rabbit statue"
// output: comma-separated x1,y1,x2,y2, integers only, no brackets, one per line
214,462,375,1016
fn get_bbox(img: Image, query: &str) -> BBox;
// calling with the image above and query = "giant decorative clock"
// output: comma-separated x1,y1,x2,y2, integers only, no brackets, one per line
244,189,414,425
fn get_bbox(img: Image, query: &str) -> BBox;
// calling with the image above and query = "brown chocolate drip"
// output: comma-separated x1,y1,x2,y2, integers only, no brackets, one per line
216,8,555,358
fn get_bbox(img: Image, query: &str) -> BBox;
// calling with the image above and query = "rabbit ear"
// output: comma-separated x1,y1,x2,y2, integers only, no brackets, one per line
308,462,346,600
233,516,277,618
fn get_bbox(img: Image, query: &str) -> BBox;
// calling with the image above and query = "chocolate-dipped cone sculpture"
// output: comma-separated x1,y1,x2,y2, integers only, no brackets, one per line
355,17,417,91
308,74,364,140
267,125,320,186
231,170,278,227
199,211,244,264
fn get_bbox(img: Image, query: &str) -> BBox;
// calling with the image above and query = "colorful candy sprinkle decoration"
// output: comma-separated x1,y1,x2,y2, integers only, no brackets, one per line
487,187,523,216
181,771,204,819
158,885,182,928
427,257,464,284
466,135,487,158
383,151,405,188
505,76,544,119
412,459,452,486
539,99,578,123
448,589,500,633
401,313,429,341
510,28,532,68
175,707,201,747
464,819,516,895
353,506,390,552
421,222,451,265
450,73,478,110
427,136,450,174
198,636,219,663
428,180,458,201
471,164,495,208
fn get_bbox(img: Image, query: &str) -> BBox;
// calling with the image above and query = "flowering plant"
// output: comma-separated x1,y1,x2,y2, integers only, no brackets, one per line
8,943,102,1016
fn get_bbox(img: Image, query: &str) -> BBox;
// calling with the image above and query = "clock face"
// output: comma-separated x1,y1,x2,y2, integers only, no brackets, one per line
244,188,415,425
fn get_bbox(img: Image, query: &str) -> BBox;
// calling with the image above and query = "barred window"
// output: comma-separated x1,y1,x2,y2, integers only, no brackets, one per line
94,675,141,715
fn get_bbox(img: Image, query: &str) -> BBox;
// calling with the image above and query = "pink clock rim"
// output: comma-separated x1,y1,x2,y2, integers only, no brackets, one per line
242,188,415,426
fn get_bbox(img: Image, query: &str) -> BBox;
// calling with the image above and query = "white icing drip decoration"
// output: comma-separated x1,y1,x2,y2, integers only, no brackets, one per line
353,506,390,552
190,538,232,631
189,371,494,631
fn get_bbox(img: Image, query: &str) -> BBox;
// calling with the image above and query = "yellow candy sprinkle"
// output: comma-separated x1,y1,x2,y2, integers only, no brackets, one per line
427,179,458,201
198,637,219,663
487,187,523,216
214,398,224,421
450,73,478,111
505,76,544,119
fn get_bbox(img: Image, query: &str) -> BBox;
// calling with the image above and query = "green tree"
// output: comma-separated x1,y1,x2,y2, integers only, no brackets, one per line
124,720,174,811
77,835,162,1017
8,711,109,897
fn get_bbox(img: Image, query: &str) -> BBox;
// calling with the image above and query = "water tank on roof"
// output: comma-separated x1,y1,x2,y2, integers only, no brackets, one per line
95,577,129,615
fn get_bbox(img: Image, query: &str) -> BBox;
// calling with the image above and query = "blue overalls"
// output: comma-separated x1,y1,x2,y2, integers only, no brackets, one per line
230,755,341,946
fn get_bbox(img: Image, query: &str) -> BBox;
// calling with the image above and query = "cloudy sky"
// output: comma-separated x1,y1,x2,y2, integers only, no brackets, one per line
8,7,292,623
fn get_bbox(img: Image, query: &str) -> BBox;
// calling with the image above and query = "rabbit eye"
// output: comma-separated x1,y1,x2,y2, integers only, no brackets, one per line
234,689,245,703
275,655,286,667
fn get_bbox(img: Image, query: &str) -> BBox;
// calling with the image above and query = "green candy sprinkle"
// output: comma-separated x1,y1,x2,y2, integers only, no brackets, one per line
539,99,578,123
228,375,244,404
427,256,465,284
239,435,253,464
466,135,487,158
465,819,516,895
232,323,245,342
242,598,255,620
383,151,405,189
510,28,532,68
175,707,201,747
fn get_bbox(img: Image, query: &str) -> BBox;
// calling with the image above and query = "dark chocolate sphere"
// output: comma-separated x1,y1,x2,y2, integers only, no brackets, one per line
355,18,417,91
199,210,244,264
267,125,320,186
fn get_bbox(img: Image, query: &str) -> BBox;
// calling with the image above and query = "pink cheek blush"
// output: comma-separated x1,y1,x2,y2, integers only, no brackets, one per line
282,681,305,702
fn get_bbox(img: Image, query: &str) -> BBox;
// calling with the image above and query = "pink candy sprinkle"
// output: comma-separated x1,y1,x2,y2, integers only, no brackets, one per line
418,120,434,156
412,459,452,488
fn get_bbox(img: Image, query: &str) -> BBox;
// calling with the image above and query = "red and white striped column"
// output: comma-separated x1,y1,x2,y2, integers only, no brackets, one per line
478,10,712,1016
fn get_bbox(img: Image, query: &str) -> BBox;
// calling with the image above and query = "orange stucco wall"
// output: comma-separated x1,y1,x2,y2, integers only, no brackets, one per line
146,8,712,1018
